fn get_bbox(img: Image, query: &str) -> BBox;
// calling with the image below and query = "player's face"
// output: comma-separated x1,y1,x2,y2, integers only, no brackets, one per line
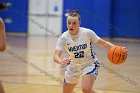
67,16,80,35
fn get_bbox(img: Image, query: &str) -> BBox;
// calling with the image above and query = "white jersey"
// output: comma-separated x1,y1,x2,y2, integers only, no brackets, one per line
56,27,100,65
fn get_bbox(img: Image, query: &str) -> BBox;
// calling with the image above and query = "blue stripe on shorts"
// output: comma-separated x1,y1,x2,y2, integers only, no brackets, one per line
86,63,97,75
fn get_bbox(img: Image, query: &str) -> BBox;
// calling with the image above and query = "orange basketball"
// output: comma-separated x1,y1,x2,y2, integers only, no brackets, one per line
108,45,127,64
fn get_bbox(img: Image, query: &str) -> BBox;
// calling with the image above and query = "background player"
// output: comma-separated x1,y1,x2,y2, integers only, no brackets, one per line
0,2,6,52
0,2,7,93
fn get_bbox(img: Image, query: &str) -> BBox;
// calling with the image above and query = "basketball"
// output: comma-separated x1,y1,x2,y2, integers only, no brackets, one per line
108,45,127,64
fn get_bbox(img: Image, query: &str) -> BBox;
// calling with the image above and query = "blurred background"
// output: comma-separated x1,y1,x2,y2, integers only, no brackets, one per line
0,0,140,93
0,0,140,38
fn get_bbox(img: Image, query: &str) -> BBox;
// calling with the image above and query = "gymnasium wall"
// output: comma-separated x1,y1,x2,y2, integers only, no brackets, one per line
0,0,140,38
28,0,63,35
62,0,140,38
110,0,140,38
0,0,63,35
62,0,111,37
0,0,28,33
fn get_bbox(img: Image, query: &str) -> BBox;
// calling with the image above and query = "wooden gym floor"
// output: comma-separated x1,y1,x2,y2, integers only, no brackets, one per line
0,35,140,93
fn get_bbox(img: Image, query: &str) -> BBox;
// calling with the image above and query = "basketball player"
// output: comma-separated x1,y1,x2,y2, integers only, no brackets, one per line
0,2,7,93
0,2,6,52
54,10,115,93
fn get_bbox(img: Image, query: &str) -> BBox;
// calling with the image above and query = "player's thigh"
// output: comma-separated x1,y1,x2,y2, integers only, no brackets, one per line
63,83,77,93
82,75,95,90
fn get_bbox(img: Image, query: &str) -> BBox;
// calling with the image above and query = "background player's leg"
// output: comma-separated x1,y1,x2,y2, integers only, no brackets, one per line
0,81,5,93
63,83,77,93
82,75,95,93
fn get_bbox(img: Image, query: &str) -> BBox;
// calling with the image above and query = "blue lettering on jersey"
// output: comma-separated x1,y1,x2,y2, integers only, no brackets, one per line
90,42,95,58
68,43,87,52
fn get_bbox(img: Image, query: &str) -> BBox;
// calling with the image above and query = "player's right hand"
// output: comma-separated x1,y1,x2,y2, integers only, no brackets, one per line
60,58,72,64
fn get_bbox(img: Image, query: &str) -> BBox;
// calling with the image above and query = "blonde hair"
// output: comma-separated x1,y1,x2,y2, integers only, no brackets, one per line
68,10,81,22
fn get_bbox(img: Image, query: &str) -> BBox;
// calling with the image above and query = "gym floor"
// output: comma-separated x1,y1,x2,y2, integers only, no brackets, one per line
0,35,140,93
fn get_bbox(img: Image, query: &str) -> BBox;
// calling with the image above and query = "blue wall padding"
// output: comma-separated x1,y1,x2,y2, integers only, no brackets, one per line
63,0,140,38
110,0,140,38
0,0,28,33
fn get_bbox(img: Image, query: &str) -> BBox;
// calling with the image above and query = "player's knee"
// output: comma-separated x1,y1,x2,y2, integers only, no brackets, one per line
82,86,93,93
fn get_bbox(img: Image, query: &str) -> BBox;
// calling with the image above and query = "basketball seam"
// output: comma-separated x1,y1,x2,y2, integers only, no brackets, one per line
117,46,122,64
112,47,117,64
124,49,127,61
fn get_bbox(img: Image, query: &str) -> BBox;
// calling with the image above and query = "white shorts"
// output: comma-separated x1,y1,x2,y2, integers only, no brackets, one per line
64,60,100,83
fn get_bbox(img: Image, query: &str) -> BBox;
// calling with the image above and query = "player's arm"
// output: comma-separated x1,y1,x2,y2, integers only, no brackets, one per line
54,49,63,64
87,29,114,50
0,18,6,52
96,38,115,50
54,49,72,64
54,36,71,64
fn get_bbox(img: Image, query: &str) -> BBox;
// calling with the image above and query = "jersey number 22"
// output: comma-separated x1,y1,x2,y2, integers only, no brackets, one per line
74,51,84,58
